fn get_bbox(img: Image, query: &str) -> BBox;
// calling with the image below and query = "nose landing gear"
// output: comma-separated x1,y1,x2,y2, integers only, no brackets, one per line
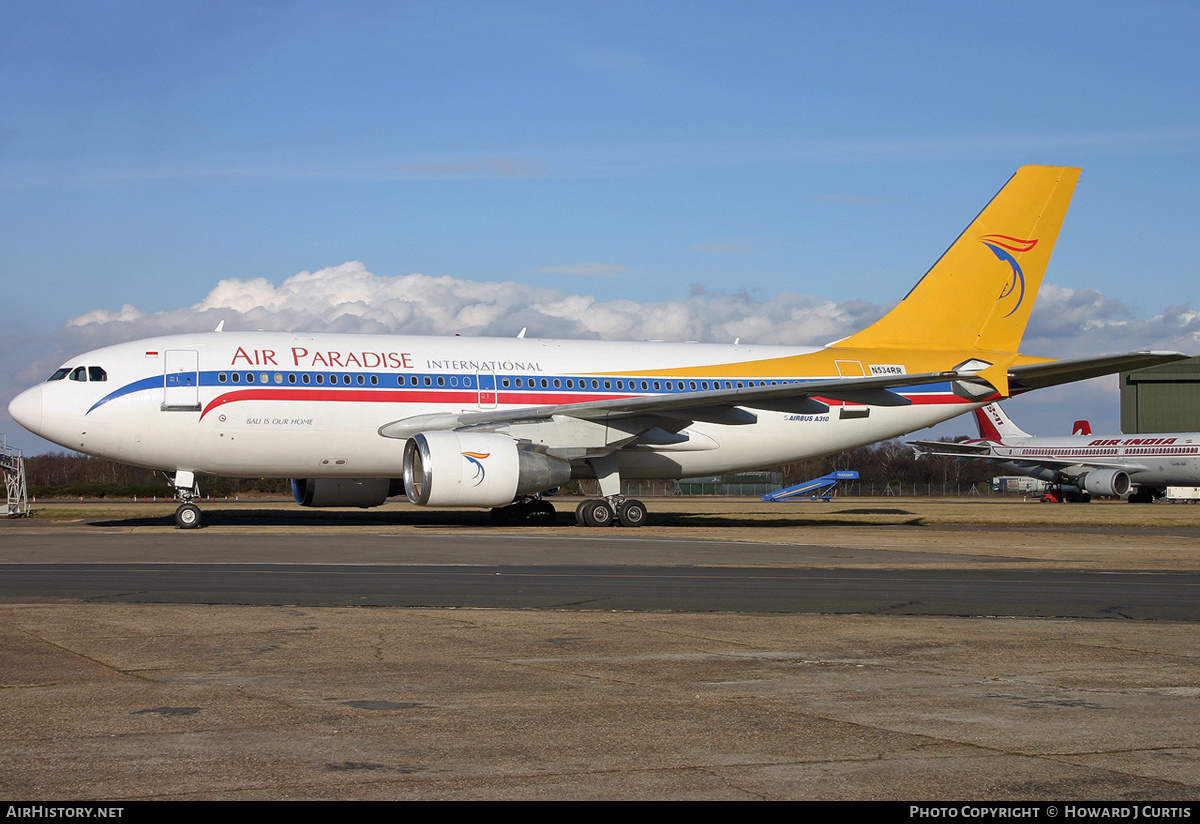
169,470,203,529
174,501,202,529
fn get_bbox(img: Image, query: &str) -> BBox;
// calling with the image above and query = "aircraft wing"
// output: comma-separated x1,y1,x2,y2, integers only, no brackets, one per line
1009,351,1187,390
380,369,964,438
909,440,994,457
380,349,1190,440
909,441,1152,476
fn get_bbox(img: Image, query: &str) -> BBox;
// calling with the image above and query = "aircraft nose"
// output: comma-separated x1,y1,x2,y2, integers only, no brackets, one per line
8,385,44,434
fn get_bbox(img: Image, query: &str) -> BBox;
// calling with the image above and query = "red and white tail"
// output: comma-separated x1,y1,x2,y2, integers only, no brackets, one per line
973,403,1033,442
1072,419,1092,436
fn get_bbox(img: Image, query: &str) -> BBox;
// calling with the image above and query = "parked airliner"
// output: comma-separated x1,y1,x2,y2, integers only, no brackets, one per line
7,166,1185,527
910,402,1200,502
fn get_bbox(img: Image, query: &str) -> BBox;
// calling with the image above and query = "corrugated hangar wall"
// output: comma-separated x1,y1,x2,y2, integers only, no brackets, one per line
1121,357,1200,433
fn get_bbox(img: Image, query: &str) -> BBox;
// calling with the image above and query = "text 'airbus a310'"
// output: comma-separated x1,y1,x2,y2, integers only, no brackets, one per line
7,166,1186,528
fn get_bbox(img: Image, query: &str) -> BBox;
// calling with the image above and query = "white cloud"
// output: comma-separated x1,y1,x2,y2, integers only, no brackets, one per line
50,262,1200,362
5,262,1197,453
59,261,888,346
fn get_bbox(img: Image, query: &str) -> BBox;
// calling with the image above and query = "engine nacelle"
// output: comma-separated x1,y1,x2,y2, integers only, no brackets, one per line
403,431,572,507
1078,468,1132,499
291,477,392,508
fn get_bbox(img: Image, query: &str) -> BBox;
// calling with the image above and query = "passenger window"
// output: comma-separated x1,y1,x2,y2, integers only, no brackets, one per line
88,367,107,382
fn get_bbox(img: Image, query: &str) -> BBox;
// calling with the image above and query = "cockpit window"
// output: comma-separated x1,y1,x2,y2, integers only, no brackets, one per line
48,365,107,382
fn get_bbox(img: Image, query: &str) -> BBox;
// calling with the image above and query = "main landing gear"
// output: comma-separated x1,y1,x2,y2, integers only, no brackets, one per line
571,455,648,527
574,497,647,528
489,496,650,527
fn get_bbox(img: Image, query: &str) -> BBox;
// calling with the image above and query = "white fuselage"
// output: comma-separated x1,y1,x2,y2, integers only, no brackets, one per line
10,330,981,482
978,433,1200,487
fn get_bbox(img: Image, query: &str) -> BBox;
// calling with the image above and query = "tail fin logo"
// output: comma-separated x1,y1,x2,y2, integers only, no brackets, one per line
979,234,1039,318
462,451,490,486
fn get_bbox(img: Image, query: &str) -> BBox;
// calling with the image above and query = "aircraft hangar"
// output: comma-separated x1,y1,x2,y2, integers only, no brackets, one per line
1121,356,1200,433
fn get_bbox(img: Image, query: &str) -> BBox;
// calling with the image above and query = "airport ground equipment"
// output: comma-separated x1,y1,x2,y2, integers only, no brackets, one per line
2,435,29,517
763,470,859,502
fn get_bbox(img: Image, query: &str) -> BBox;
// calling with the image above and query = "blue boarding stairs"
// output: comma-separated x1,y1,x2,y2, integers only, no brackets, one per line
762,470,859,502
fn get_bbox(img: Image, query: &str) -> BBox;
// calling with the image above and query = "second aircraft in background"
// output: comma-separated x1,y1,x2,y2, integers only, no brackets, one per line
910,403,1200,502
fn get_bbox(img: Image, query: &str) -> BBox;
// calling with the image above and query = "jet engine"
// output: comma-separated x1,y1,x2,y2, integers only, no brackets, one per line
1078,468,1132,499
403,431,572,507
291,477,393,508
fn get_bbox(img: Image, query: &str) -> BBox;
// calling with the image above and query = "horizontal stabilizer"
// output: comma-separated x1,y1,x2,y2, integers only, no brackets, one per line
1009,351,1187,391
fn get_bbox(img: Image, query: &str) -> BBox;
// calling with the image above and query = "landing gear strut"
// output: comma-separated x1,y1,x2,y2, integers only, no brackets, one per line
170,470,203,529
573,455,649,527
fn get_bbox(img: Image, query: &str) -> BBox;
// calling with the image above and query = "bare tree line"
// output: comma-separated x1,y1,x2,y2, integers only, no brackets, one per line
23,438,988,499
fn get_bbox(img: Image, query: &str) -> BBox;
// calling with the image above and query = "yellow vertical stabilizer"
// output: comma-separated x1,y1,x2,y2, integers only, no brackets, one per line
835,165,1081,355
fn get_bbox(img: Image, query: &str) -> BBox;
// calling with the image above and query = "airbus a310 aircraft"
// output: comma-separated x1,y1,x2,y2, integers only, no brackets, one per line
7,166,1185,528
910,402,1200,502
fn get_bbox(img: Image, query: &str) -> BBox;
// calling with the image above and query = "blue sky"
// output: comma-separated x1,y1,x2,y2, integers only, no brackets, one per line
3,1,1200,453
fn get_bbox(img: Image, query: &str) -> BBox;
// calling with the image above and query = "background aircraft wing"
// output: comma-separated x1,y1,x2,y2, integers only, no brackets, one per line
909,441,1152,476
909,440,994,457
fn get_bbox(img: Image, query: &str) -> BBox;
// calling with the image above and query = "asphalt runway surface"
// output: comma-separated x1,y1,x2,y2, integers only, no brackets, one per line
4,560,1200,619
3,504,1200,800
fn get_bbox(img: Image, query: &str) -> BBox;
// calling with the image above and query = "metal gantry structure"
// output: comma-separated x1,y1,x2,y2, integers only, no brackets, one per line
2,435,30,518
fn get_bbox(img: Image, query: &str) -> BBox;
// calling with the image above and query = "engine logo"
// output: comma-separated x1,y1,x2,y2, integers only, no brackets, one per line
461,451,490,486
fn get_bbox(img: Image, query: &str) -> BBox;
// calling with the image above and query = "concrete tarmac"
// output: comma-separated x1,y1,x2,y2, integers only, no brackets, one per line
2,501,1199,801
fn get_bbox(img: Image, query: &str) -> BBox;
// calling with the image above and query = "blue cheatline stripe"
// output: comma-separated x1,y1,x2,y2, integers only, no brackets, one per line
86,368,960,415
